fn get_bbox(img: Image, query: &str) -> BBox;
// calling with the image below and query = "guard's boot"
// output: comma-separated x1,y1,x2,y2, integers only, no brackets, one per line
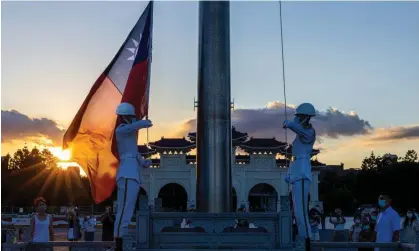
305,237,311,251
115,237,123,251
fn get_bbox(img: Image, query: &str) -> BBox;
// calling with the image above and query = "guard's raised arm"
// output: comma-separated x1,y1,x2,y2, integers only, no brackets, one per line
119,119,153,135
283,120,314,140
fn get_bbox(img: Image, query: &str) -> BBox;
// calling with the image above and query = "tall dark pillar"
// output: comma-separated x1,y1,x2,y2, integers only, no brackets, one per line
196,1,232,213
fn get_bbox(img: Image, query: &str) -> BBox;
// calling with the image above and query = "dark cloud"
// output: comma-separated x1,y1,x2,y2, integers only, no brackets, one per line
176,101,373,142
370,126,419,141
1,110,65,145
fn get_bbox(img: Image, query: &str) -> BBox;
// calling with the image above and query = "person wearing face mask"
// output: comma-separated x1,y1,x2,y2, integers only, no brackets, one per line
329,208,347,242
83,215,96,241
30,197,54,242
370,211,378,230
283,103,317,250
401,209,418,243
374,194,400,251
113,102,153,251
412,209,419,221
308,208,321,241
349,214,363,242
359,215,376,251
66,204,81,241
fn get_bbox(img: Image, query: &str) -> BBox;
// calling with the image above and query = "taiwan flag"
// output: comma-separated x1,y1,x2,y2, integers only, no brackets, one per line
63,1,153,203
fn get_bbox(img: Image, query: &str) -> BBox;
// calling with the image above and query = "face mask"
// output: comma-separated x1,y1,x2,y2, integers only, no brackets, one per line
363,225,370,230
355,219,361,224
407,213,413,218
371,216,377,221
378,199,386,208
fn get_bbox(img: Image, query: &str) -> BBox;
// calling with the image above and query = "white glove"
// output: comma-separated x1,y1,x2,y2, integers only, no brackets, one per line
140,119,153,128
284,174,291,184
143,159,152,168
283,120,292,129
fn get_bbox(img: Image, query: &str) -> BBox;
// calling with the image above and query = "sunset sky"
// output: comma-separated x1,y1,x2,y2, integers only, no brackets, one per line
2,1,419,168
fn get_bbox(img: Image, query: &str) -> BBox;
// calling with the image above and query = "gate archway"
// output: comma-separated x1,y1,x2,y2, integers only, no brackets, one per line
158,183,188,212
248,183,278,212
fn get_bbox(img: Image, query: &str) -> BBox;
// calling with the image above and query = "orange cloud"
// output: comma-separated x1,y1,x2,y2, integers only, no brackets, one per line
1,109,65,145
366,125,419,142
317,125,419,167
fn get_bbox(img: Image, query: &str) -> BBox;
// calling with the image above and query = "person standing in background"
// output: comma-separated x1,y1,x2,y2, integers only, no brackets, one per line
83,215,96,241
66,204,82,241
101,206,115,241
30,197,54,242
413,209,419,220
359,215,375,251
401,209,418,243
315,205,326,230
349,214,363,242
370,210,379,230
330,208,347,242
374,194,400,251
309,208,321,241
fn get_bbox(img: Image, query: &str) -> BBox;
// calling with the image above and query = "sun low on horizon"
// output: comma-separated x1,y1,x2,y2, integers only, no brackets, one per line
48,147,87,177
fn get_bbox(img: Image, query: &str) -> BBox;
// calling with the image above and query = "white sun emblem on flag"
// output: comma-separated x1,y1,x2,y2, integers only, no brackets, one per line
127,35,141,61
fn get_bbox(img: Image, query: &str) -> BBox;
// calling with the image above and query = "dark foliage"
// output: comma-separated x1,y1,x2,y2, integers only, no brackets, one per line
2,146,418,215
319,150,419,214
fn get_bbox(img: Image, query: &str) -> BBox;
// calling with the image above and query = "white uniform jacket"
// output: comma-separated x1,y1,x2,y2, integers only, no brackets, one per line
284,119,316,184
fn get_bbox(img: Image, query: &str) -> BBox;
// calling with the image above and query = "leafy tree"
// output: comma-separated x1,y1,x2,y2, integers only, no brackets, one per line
403,150,418,163
322,149,419,213
361,152,379,170
2,146,94,207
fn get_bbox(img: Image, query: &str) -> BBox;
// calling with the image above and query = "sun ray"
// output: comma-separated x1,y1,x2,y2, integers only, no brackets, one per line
53,169,64,201
38,169,59,196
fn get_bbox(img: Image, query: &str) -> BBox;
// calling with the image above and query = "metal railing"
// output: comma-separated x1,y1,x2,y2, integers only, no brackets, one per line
311,242,417,251
1,241,113,251
1,241,417,251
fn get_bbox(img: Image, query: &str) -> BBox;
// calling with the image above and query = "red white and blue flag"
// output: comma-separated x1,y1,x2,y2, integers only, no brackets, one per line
63,2,153,203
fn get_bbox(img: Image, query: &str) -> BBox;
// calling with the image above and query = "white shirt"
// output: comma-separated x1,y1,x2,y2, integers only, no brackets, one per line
330,217,346,230
83,217,96,232
32,214,51,242
375,206,400,243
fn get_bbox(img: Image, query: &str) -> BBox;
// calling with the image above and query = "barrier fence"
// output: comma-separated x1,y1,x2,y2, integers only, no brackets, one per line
1,241,417,251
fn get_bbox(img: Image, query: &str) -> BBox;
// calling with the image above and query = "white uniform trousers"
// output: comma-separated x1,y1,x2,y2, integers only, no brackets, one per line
291,179,312,239
114,178,140,238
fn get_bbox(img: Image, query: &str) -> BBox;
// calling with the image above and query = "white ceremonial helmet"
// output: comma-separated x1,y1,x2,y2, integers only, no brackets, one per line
116,102,136,116
295,103,316,117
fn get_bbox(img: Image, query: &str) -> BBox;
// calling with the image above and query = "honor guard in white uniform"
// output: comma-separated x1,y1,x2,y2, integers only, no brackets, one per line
283,103,316,250
113,102,152,251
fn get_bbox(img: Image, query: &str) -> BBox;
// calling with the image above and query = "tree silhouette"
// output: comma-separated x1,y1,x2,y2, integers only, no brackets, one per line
360,152,379,170
402,150,418,163
323,149,419,214
2,146,95,208
2,147,418,213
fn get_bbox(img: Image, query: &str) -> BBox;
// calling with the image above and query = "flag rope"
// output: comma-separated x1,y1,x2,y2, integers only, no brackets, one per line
145,0,154,148
279,0,289,167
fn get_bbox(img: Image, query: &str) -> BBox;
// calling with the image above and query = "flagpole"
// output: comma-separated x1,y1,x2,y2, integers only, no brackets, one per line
196,1,231,213
146,0,154,146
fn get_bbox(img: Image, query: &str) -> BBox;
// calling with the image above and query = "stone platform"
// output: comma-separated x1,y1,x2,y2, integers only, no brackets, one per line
134,196,292,250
